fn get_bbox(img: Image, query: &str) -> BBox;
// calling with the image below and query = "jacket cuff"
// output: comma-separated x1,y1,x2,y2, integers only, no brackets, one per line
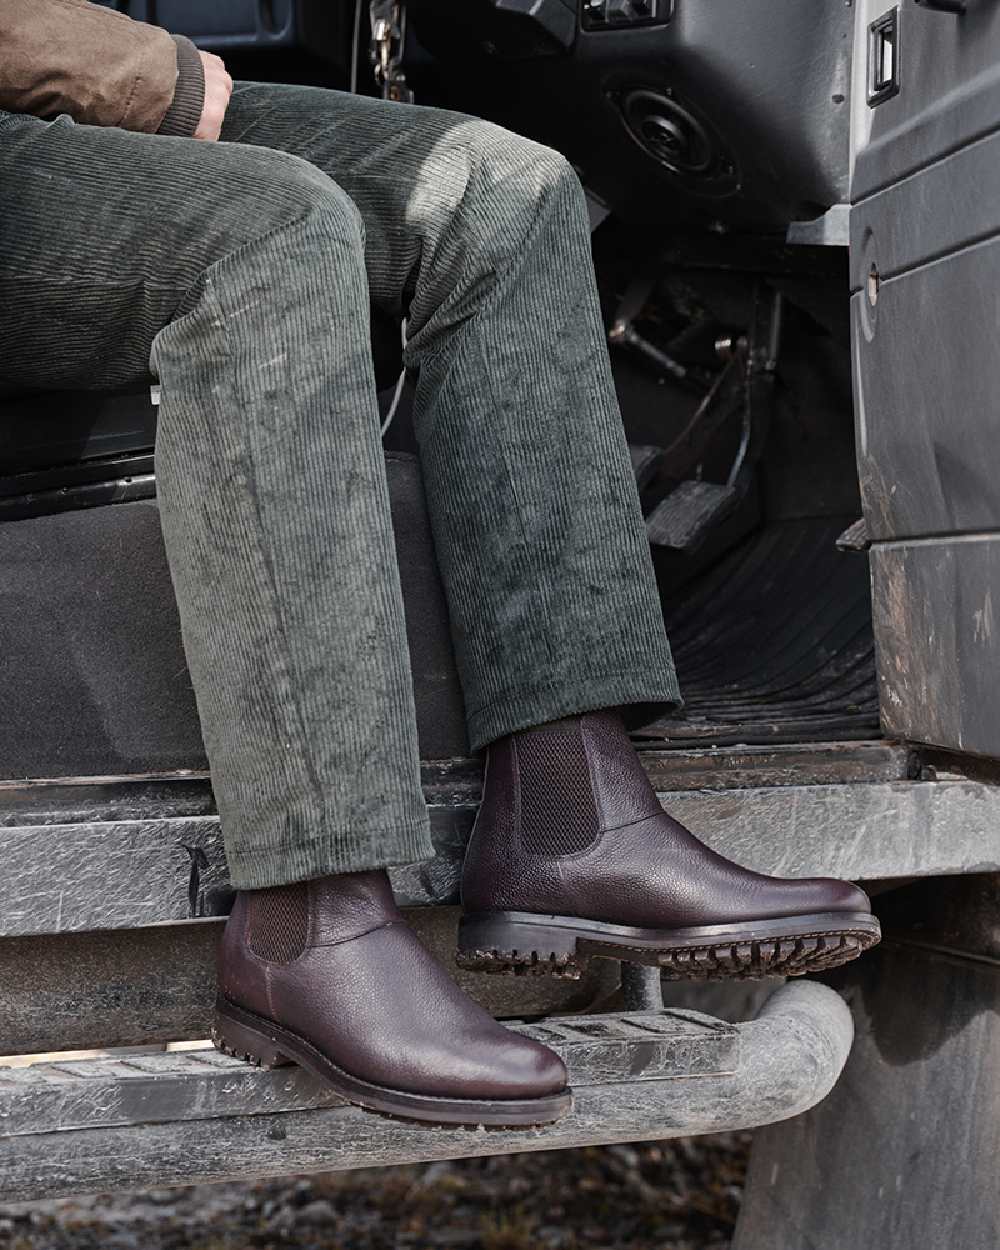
156,35,205,137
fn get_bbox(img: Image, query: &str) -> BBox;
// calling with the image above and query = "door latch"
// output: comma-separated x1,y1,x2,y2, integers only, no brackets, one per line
868,8,900,107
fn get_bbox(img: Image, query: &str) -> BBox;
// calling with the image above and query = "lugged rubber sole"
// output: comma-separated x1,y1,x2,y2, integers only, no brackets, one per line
455,909,881,982
212,995,572,1128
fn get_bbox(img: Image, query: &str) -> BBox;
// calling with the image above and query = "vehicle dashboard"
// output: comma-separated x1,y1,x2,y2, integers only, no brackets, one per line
106,0,853,231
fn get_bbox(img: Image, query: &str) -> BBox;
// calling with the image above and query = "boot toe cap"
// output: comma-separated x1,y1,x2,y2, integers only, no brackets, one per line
785,875,872,918
735,873,872,924
487,1034,568,1099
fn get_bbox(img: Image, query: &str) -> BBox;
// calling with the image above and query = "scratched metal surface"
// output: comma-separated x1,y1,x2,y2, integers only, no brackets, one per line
870,538,1000,759
0,983,853,1201
3,770,1000,938
0,1010,738,1138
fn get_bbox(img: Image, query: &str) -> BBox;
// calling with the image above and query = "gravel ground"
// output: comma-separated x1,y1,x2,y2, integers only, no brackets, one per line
0,1134,750,1250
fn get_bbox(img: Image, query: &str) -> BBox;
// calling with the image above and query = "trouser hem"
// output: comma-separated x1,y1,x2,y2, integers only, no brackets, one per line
226,815,436,890
466,668,683,753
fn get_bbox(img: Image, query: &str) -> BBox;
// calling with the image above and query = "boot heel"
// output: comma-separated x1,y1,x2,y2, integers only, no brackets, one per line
456,912,585,980
212,1002,294,1069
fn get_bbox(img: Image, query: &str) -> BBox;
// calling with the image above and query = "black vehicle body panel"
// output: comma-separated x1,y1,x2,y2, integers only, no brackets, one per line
851,0,1000,756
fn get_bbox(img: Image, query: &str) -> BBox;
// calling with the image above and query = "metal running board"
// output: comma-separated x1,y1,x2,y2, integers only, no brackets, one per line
6,740,1000,941
0,983,851,1201
0,1011,738,1138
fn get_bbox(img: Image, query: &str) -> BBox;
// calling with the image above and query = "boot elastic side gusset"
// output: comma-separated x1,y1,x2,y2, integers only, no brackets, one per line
214,869,571,1125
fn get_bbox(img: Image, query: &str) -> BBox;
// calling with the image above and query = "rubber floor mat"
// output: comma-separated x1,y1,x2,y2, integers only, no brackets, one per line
641,518,879,746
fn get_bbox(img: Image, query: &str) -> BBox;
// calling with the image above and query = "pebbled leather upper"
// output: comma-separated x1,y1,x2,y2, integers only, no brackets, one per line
219,870,567,1100
461,711,872,928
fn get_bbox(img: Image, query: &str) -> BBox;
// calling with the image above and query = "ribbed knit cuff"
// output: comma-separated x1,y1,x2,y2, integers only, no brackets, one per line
157,35,205,137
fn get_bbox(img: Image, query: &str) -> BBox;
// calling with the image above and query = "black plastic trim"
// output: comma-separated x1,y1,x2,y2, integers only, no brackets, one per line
0,471,157,522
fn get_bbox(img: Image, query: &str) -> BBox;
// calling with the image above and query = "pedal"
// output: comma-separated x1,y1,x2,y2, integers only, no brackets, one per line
645,480,741,551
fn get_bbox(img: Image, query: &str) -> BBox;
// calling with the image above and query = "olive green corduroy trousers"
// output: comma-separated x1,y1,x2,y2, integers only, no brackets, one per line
0,83,680,888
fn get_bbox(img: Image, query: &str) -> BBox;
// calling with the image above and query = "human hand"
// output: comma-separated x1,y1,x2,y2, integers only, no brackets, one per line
194,51,233,141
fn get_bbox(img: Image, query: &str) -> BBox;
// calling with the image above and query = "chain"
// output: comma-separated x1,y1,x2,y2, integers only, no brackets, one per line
369,1,414,103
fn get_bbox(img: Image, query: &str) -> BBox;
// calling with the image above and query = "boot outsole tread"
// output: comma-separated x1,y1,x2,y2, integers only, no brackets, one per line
455,929,877,982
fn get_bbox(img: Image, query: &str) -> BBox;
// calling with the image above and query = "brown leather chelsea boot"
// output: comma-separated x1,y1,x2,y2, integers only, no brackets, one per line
457,711,880,981
213,869,569,1125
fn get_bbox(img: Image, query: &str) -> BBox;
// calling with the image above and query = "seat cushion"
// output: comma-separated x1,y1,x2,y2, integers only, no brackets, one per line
0,450,468,780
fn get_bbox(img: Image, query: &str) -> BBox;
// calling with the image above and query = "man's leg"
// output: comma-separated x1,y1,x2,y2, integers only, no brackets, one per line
223,84,680,742
222,85,880,980
1,109,430,886
0,110,568,1125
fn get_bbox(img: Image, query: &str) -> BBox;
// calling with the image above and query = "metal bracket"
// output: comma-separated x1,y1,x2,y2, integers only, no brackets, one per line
608,275,691,385
620,962,665,1011
369,0,414,103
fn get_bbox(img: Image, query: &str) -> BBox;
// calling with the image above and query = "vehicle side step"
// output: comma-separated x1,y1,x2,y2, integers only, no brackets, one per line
0,982,852,1201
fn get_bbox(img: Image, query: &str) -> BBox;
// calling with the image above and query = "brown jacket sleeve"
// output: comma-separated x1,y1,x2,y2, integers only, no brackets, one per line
0,0,184,133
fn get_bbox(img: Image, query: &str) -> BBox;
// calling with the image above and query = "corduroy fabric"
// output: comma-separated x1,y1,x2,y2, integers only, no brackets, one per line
0,83,680,889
